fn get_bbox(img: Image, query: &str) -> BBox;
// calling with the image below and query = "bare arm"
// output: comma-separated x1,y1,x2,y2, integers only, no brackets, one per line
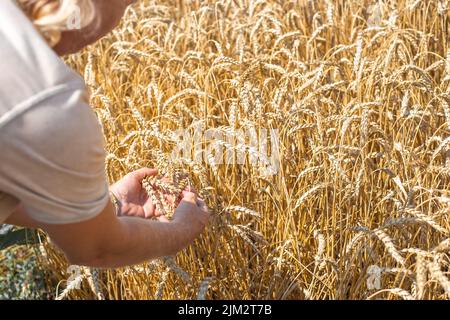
6,192,209,268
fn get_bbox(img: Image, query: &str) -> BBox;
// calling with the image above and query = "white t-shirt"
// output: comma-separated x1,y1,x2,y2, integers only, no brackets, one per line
0,0,110,224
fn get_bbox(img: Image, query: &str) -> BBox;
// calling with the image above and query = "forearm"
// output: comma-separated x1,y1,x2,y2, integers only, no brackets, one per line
6,200,199,268
90,217,196,268
5,185,207,269
5,204,43,229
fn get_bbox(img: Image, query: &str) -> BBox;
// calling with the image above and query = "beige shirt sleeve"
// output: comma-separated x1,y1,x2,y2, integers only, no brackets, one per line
0,83,110,225
0,0,110,224
0,0,109,224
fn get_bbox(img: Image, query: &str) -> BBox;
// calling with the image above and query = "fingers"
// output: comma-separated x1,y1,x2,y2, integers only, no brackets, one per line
157,216,171,223
181,191,197,204
196,198,209,214
184,185,198,195
180,191,208,215
143,202,156,219
130,168,158,181
195,198,210,226
163,194,176,206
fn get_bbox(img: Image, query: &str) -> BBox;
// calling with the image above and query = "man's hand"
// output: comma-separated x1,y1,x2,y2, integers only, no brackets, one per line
110,168,168,219
7,167,210,268
172,191,210,235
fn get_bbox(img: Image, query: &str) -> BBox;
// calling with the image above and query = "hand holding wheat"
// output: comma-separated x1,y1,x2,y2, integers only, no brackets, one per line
110,167,203,222
141,170,193,219
172,191,210,230
109,167,177,219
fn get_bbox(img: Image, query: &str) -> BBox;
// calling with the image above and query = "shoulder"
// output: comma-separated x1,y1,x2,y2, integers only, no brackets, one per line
0,87,109,225
6,87,106,172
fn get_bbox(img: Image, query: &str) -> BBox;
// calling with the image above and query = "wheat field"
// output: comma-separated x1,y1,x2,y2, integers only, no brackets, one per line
37,0,450,300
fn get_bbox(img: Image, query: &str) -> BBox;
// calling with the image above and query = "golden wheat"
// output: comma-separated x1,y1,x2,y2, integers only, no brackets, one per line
35,0,450,300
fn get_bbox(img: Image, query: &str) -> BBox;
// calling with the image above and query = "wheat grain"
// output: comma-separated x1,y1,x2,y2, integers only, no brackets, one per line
56,273,85,301
403,208,449,235
401,90,410,117
314,231,326,270
428,256,450,296
373,229,405,266
368,288,414,300
294,183,328,210
353,32,363,74
416,253,427,299
85,268,105,300
155,267,170,300
196,277,214,300
225,205,261,220
162,256,192,284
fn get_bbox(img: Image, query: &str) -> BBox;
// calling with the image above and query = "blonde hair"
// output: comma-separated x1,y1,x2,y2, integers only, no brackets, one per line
16,0,96,47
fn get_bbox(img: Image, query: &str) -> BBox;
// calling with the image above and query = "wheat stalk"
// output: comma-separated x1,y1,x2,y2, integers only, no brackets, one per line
368,288,414,300
373,229,405,266
56,273,85,301
428,256,450,297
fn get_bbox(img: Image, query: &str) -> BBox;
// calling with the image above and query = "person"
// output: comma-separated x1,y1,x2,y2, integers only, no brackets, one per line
0,0,209,268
